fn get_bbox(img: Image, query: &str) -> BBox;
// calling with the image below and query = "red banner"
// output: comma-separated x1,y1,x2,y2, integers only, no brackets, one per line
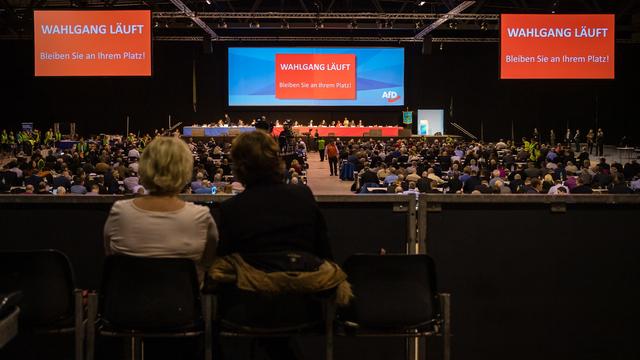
275,54,356,99
501,14,615,79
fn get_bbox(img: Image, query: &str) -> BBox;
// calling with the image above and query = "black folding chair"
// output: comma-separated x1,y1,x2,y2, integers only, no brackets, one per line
337,254,451,360
205,278,337,360
0,250,85,360
0,292,22,349
85,255,212,360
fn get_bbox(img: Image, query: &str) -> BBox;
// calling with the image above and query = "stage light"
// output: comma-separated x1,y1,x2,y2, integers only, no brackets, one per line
439,42,443,51
218,20,227,28
154,21,159,28
281,19,290,29
448,21,457,29
480,21,487,31
205,0,211,4
418,1,426,6
349,20,358,29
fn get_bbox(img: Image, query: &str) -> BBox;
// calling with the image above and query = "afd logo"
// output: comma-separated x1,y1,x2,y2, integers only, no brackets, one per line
382,91,401,103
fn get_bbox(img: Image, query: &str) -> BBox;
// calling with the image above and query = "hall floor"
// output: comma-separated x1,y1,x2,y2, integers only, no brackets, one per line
304,151,354,195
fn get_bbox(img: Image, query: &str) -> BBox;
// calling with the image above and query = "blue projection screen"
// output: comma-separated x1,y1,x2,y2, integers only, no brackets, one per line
228,47,404,106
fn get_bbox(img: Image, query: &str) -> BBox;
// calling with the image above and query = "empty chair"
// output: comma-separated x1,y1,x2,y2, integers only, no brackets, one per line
0,250,85,360
86,255,212,360
338,254,450,360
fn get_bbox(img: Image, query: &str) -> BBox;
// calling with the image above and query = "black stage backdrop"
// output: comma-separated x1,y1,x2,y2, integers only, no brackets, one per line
1,40,638,143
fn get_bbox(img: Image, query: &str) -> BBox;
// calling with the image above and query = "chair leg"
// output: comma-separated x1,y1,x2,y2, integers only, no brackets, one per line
439,293,451,360
324,300,336,360
74,289,85,360
203,294,213,360
130,337,143,360
85,292,98,360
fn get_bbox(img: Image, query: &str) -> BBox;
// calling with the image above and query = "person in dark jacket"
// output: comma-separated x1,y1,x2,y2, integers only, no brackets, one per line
216,130,338,360
218,131,332,259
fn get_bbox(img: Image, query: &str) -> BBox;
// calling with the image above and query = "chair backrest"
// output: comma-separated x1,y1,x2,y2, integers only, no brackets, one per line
99,255,202,331
341,254,439,329
0,250,76,327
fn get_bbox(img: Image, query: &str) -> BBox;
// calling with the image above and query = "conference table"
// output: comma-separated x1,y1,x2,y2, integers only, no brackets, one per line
58,140,79,150
183,125,403,138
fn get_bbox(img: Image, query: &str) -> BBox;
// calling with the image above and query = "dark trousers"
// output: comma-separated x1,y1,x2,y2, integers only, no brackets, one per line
328,157,338,175
597,142,604,156
319,149,325,162
588,141,594,154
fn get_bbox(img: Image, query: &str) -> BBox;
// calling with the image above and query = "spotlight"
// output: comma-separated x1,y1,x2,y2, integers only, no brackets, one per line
205,0,211,4
349,20,358,29
480,21,487,31
386,20,394,29
165,23,169,28
154,21,159,28
418,1,426,6
281,19,290,29
218,20,227,28
448,21,457,29
439,42,443,51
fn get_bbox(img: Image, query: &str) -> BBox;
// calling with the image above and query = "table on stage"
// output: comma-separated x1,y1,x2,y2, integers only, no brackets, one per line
183,125,403,138
182,126,256,137
58,140,79,150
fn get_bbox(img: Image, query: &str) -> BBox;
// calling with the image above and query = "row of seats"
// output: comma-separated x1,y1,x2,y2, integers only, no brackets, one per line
0,250,450,360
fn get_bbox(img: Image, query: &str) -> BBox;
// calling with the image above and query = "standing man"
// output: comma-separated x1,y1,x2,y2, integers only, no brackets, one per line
549,129,556,147
1,129,7,155
596,128,604,156
326,140,339,176
573,129,581,152
565,129,571,147
317,137,325,162
586,129,595,154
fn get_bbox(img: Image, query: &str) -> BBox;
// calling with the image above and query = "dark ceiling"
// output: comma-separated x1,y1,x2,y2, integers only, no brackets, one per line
1,0,639,41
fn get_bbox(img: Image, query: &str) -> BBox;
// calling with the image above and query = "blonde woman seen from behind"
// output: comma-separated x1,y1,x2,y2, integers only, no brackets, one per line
104,136,218,281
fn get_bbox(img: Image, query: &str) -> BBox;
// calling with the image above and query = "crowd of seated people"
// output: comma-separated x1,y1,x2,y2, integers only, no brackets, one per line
2,125,639,196
0,127,309,195
334,137,640,195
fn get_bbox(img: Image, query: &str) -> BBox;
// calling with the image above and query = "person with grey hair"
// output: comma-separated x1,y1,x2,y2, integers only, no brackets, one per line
104,136,218,281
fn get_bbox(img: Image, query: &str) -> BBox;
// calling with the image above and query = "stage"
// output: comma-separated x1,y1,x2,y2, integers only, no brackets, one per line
183,125,406,138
